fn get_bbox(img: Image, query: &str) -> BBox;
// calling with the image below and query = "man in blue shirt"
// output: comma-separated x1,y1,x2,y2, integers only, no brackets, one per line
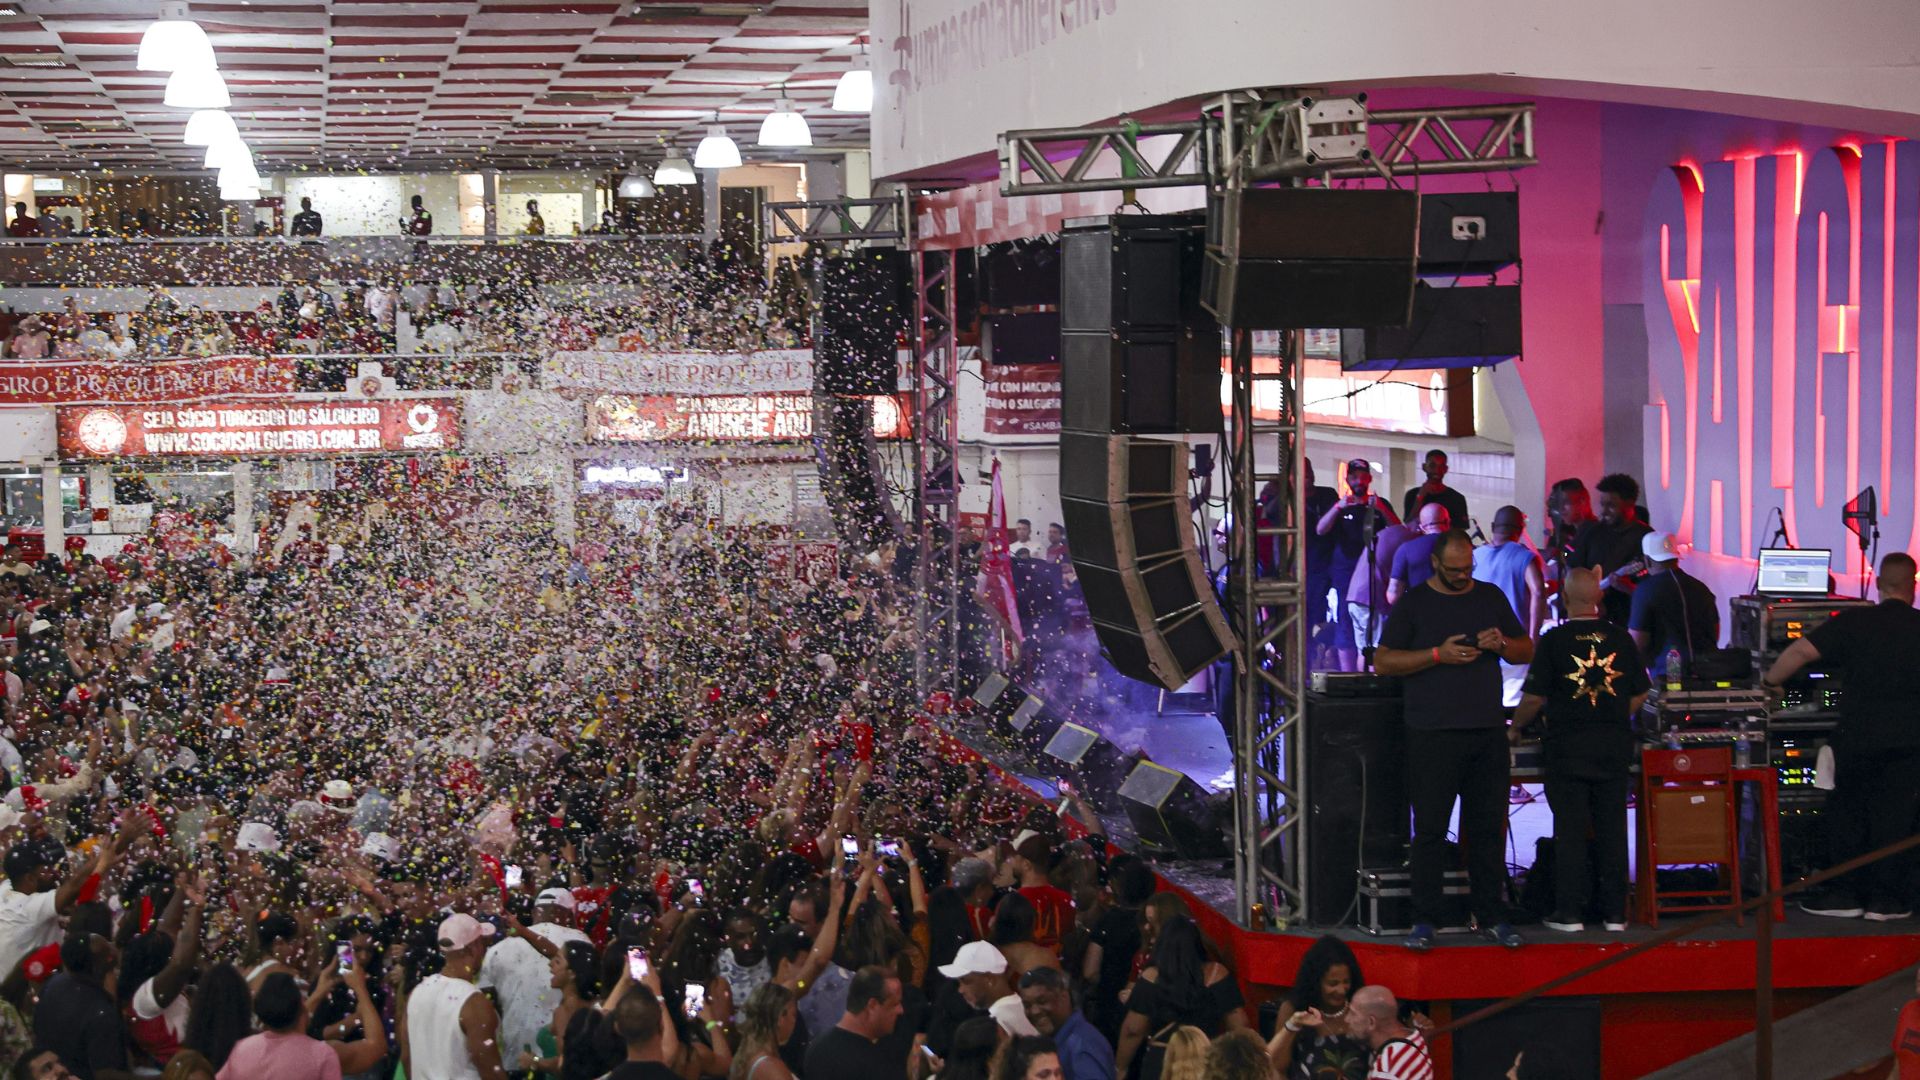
1019,966,1115,1080
1385,502,1452,609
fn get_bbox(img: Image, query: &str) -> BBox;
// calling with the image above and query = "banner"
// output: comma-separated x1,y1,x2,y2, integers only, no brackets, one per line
764,541,841,585
982,362,1061,435
0,355,295,406
548,350,817,395
58,399,462,459
588,392,911,443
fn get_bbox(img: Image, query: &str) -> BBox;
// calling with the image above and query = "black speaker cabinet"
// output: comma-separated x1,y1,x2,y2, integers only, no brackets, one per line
1304,689,1409,926
1339,283,1522,371
981,237,1061,308
1418,190,1520,273
1060,213,1222,435
812,393,903,550
983,310,1060,365
1043,723,1132,812
1118,760,1227,857
816,249,905,394
1203,187,1419,330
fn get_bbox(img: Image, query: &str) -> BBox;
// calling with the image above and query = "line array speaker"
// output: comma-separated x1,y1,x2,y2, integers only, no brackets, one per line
816,248,906,395
812,393,903,551
1339,282,1523,371
1202,187,1419,329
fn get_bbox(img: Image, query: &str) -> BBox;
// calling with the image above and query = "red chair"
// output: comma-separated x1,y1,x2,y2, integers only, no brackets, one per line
1635,747,1742,927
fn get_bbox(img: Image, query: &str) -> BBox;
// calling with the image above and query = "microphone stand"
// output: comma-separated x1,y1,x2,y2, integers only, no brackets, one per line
1361,498,1379,671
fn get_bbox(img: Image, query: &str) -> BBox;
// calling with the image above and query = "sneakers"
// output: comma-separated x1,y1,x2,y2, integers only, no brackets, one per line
1404,923,1435,952
1480,922,1525,948
1602,921,1629,933
1864,898,1913,922
1798,889,1865,918
1544,914,1585,933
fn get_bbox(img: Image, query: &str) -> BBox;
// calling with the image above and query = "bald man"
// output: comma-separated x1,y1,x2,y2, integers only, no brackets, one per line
1385,502,1452,608
1375,530,1533,950
1765,551,1920,922
1346,987,1431,1080
1512,568,1649,932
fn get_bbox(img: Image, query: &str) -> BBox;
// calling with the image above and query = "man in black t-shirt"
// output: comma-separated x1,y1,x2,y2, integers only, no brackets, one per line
1401,448,1472,531
1375,530,1532,950
604,988,682,1080
1513,568,1649,932
804,965,910,1080
1764,552,1920,921
1627,531,1718,679
1568,473,1654,626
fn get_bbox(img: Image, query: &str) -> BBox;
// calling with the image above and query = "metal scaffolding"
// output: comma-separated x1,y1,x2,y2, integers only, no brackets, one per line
763,197,905,244
996,91,1539,925
907,198,963,701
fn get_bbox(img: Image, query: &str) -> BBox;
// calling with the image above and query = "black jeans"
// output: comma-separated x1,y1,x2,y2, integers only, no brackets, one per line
1827,745,1920,904
1407,726,1511,927
1544,769,1630,921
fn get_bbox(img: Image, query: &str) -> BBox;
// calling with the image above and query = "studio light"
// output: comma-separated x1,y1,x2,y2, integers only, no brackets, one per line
757,92,811,148
653,150,696,186
693,121,740,169
183,110,239,148
164,66,231,110
617,171,655,198
137,3,216,74
832,47,873,113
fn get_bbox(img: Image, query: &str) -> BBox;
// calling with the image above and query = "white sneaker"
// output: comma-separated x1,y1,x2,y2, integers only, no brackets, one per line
1602,922,1628,932
1544,918,1585,933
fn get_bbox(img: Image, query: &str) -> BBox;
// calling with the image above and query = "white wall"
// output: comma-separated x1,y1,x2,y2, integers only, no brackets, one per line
872,0,1920,175
280,175,409,237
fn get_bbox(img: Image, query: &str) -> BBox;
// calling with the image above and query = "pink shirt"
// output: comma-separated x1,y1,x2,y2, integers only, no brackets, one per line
216,1031,342,1080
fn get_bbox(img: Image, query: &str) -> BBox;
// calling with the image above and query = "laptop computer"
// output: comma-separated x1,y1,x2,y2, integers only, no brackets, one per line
1756,548,1831,597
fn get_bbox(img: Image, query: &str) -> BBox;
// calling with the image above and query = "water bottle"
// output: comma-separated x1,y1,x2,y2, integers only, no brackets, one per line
1733,720,1753,769
1664,648,1683,693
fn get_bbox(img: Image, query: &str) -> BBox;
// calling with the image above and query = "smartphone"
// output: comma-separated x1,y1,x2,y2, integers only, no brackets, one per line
683,983,706,1017
627,948,650,981
840,834,860,857
686,879,704,902
874,838,902,860
921,1045,938,1060
335,942,354,974
504,865,523,889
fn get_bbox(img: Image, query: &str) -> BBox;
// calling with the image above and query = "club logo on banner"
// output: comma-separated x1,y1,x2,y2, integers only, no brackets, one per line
983,363,1060,435
57,399,462,459
0,354,296,406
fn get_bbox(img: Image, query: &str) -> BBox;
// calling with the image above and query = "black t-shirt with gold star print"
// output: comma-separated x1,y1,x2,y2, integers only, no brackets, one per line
1524,617,1651,776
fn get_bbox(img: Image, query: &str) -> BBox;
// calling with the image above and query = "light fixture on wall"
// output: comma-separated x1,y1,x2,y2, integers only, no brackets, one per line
164,66,230,110
137,3,216,73
653,146,696,185
758,88,812,147
617,170,656,198
694,118,741,169
183,110,239,147
832,43,873,113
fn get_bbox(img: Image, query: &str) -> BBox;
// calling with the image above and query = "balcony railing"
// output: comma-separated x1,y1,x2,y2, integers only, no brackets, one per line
0,233,707,286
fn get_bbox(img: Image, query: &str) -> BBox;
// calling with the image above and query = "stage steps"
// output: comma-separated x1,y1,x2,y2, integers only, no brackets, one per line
1644,967,1911,1080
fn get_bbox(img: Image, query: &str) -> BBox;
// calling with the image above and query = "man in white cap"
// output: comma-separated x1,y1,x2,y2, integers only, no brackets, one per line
1627,530,1718,681
479,888,589,1065
938,940,1037,1039
405,913,506,1080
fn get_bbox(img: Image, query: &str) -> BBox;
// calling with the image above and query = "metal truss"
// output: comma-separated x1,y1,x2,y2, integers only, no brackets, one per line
763,197,904,244
998,119,1211,196
996,90,1538,927
909,204,962,701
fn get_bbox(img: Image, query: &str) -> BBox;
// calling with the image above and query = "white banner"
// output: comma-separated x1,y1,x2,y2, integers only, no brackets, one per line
546,350,817,395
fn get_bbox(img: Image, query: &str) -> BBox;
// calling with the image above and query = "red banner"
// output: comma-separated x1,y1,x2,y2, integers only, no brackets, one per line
764,541,841,585
588,392,910,443
982,362,1061,435
57,399,461,459
0,355,295,405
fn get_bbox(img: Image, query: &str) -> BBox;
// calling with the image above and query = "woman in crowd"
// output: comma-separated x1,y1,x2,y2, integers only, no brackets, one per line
1157,1026,1211,1080
996,1036,1063,1080
1116,917,1249,1078
1265,936,1368,1080
162,964,251,1080
933,1016,1001,1080
729,983,797,1080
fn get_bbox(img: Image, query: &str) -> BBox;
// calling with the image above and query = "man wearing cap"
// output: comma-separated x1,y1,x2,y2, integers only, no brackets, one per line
479,889,590,1065
940,940,1037,1040
405,913,507,1080
1317,459,1401,671
1627,531,1718,681
1474,505,1548,706
0,818,130,983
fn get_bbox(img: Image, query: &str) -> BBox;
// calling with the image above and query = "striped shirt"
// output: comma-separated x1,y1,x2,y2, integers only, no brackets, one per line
1369,1030,1434,1080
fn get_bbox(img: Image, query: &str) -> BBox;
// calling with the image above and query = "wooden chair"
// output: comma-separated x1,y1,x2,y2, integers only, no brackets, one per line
1635,746,1742,927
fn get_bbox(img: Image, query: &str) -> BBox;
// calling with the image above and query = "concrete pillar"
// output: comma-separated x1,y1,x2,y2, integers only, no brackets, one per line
702,168,721,244
39,463,62,555
231,462,255,553
481,169,499,238
86,464,112,510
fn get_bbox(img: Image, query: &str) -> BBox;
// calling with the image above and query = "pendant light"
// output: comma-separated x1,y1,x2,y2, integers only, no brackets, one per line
165,66,231,110
653,147,696,186
832,44,873,113
617,170,656,198
757,88,811,147
202,137,249,171
183,109,239,147
693,118,740,170
137,3,216,74
220,185,260,202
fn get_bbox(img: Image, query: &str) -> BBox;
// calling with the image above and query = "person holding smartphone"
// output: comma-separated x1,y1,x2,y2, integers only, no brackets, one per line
479,890,591,1069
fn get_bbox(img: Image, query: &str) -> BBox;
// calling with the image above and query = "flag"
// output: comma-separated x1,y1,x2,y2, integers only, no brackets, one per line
981,458,1024,659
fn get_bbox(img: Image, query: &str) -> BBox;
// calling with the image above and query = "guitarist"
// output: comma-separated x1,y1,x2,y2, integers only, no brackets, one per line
1567,474,1653,626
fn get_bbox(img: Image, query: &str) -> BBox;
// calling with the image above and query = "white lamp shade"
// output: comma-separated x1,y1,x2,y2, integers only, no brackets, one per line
137,5,216,74
693,124,741,169
202,137,249,171
220,185,260,202
165,66,230,110
757,98,812,147
832,68,873,113
654,154,696,185
218,151,260,190
183,110,239,148
617,173,656,198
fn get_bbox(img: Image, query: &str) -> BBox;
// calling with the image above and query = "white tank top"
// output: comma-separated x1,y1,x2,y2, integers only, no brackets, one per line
407,973,484,1080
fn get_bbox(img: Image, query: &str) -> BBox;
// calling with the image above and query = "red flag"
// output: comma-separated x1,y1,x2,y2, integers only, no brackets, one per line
982,459,1024,658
